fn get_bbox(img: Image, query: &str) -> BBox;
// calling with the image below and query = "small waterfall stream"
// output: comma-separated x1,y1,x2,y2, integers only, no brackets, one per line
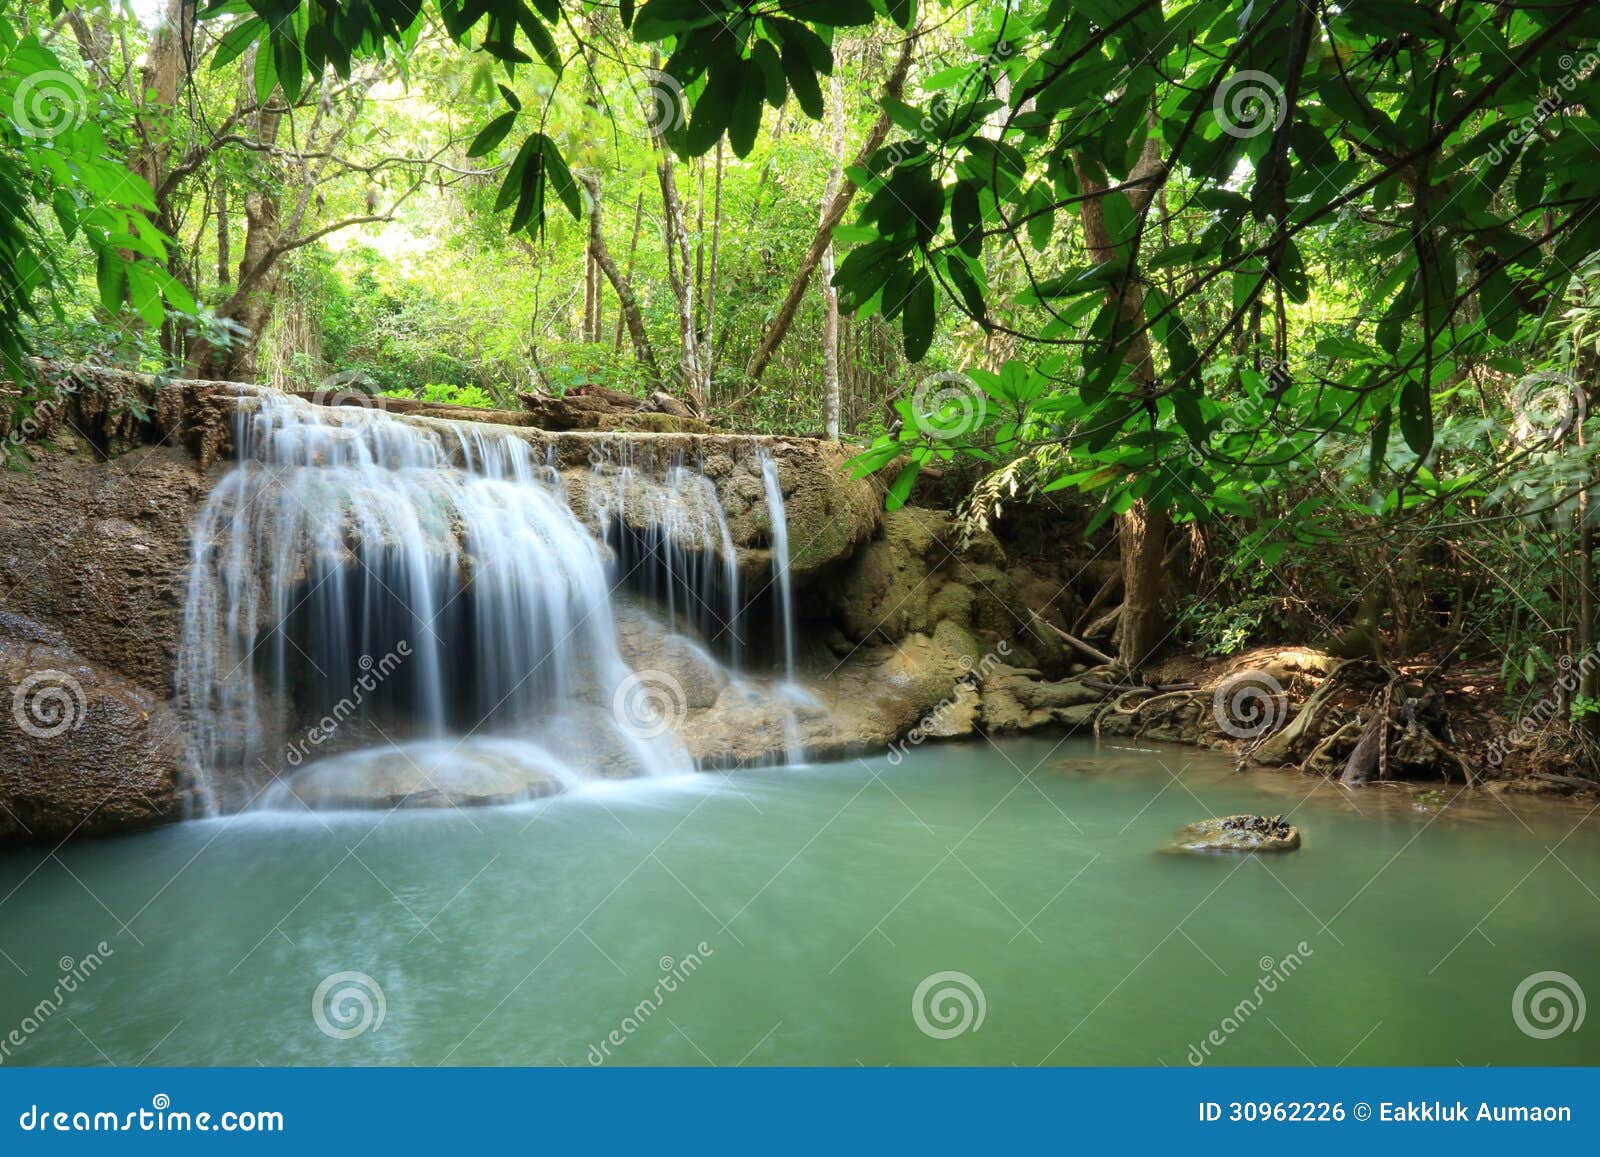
175,392,807,815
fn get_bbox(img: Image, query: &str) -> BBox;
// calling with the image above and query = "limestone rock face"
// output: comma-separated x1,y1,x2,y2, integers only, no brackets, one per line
0,438,211,693
824,506,1070,675
0,624,187,841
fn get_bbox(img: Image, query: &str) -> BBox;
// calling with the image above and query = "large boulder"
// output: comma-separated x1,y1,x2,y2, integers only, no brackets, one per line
0,622,186,842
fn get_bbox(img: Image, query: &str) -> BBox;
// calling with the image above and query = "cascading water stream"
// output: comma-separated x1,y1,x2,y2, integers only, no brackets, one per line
174,393,816,814
759,450,809,763
759,451,798,682
589,449,744,667
176,393,699,815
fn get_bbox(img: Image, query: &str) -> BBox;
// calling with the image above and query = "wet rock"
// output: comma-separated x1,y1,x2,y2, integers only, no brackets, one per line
0,630,186,842
980,666,1105,733
267,742,568,810
1172,814,1301,854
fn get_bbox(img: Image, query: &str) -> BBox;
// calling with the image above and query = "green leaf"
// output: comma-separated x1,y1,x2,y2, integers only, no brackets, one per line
1398,378,1433,456
632,0,722,41
751,39,787,107
727,59,765,157
885,460,920,510
253,36,278,103
1369,405,1391,485
95,248,126,315
270,29,303,102
539,134,582,221
210,17,264,71
781,39,824,119
467,110,517,157
902,268,935,361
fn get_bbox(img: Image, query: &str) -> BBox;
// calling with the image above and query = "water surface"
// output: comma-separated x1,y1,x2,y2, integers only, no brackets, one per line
2,738,1596,1066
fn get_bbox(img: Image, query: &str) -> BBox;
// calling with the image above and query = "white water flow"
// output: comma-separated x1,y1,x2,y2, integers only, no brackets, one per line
758,450,808,763
588,451,744,667
175,393,730,816
759,451,798,681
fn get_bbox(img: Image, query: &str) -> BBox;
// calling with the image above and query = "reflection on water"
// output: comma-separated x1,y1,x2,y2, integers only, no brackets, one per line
0,738,1596,1066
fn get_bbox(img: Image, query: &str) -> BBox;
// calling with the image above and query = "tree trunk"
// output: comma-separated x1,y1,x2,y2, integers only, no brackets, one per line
820,71,846,439
613,192,644,352
654,141,704,409
579,174,660,384
702,141,724,403
1075,133,1171,670
745,33,917,382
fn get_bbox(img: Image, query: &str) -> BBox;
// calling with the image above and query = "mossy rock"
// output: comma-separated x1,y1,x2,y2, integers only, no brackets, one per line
1172,814,1301,854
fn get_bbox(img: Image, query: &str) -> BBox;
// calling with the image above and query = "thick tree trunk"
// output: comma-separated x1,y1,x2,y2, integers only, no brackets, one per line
579,174,660,384
745,33,917,382
1118,505,1171,668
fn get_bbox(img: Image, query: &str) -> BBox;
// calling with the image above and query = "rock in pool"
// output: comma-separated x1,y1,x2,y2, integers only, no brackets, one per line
1172,814,1301,853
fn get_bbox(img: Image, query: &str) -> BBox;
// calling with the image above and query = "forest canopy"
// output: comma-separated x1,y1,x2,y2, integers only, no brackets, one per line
3,0,1600,676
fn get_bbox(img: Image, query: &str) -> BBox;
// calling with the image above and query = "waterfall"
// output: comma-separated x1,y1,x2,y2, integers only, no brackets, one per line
758,450,809,763
759,451,798,682
175,393,705,815
174,392,816,814
589,449,744,667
